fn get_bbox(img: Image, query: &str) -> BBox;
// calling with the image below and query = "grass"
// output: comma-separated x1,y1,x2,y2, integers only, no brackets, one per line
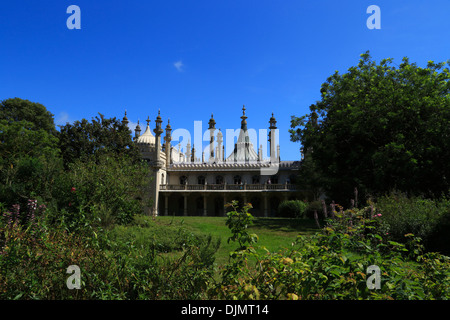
154,216,319,267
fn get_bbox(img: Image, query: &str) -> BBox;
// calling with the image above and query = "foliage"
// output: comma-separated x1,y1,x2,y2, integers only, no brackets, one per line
213,202,450,300
225,201,258,251
0,119,62,209
376,192,450,255
290,52,450,203
277,200,308,218
101,216,221,299
0,98,58,136
0,200,112,299
0,205,221,300
47,152,152,232
58,114,141,167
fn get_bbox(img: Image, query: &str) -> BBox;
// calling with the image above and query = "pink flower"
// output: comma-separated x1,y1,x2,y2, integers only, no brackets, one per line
71,187,76,193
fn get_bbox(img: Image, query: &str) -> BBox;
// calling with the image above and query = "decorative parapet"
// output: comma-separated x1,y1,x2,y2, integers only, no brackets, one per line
160,183,297,192
168,161,300,172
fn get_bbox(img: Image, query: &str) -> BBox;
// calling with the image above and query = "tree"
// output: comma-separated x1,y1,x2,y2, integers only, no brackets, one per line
0,98,58,136
49,152,152,230
0,98,61,208
290,52,450,204
58,114,140,166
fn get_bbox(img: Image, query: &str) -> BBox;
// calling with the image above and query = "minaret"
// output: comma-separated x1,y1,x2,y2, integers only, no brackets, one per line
269,112,277,163
241,105,249,162
122,110,129,126
134,120,141,141
154,110,164,163
241,105,248,130
191,144,196,162
186,139,191,162
208,113,216,161
164,119,172,167
152,111,164,217
216,129,223,162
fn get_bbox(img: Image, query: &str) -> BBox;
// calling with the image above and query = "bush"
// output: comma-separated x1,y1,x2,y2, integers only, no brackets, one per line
0,204,221,300
277,200,308,218
304,200,323,219
47,153,152,232
0,201,114,299
376,192,450,254
214,201,450,300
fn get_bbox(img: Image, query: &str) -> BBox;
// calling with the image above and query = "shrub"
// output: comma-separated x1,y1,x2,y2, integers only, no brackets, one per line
0,201,114,299
376,192,450,254
277,200,308,218
213,201,450,300
304,200,323,219
103,216,221,299
0,204,221,300
47,153,152,232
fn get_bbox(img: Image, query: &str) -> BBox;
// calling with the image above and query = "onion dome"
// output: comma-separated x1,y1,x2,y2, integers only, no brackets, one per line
136,116,155,145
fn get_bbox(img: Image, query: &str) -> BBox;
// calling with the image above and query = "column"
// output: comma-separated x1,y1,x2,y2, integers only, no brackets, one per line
164,194,169,216
223,195,227,216
203,194,207,216
183,194,188,216
263,194,268,217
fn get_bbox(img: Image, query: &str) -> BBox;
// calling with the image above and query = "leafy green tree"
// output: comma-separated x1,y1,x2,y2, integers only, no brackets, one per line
0,102,61,208
48,152,152,231
58,114,140,166
0,98,58,136
290,52,450,203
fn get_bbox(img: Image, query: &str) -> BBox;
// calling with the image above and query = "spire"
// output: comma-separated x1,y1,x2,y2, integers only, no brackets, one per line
165,119,172,167
122,110,129,126
135,120,141,139
240,105,248,130
208,113,216,129
154,110,163,136
269,112,277,129
191,144,196,162
164,119,172,142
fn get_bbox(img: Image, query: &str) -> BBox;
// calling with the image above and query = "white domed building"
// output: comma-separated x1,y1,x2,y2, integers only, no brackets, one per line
125,106,301,217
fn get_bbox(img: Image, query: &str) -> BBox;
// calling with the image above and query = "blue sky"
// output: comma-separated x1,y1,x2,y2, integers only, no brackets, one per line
1,0,449,161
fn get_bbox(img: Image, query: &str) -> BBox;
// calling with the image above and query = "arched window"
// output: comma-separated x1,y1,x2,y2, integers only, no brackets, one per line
180,176,187,185
252,175,260,184
234,175,242,184
216,175,224,184
271,175,279,184
198,175,206,185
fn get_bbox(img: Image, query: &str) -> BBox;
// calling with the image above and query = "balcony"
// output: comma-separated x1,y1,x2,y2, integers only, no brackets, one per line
159,183,297,192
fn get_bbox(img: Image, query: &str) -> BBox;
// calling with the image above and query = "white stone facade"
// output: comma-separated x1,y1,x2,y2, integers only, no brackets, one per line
126,106,301,217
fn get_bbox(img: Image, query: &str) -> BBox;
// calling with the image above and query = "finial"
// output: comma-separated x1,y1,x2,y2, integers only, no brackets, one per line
146,116,150,126
242,105,246,115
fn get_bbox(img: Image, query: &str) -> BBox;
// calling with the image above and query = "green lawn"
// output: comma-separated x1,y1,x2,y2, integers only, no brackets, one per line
155,216,319,266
